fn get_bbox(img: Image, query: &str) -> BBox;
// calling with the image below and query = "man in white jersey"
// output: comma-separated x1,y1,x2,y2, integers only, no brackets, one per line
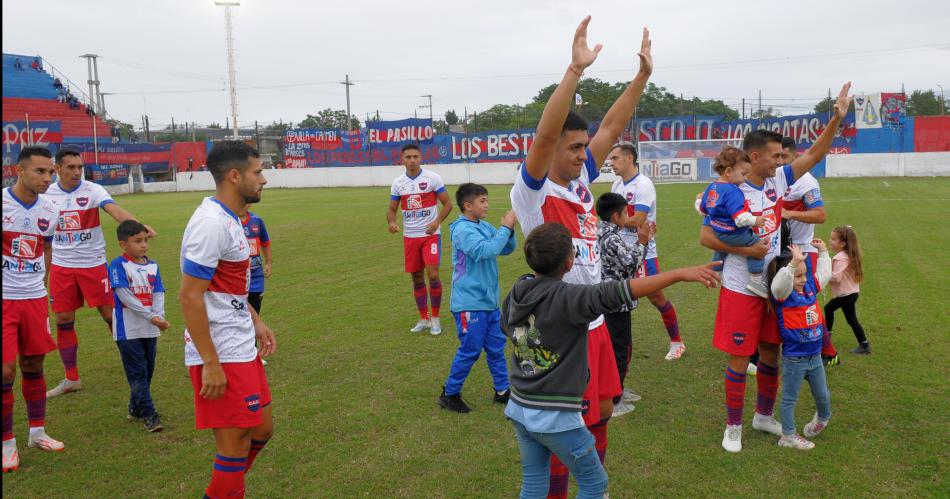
608,143,687,362
780,137,838,366
2,147,65,473
44,148,156,397
178,141,276,498
387,143,453,335
700,82,851,452
509,16,651,490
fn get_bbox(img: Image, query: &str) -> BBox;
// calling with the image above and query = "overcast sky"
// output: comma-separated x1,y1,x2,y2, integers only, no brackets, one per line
4,0,949,130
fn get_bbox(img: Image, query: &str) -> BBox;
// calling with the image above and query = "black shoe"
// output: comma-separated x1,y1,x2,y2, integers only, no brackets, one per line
493,389,510,404
143,414,164,432
822,354,841,367
127,405,142,421
850,344,871,355
438,389,471,413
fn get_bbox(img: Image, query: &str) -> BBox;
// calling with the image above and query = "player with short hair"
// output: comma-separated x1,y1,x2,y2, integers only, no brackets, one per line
607,142,687,361
44,147,156,398
3,146,65,473
508,17,651,497
700,83,851,452
178,141,276,497
387,143,453,336
780,138,838,366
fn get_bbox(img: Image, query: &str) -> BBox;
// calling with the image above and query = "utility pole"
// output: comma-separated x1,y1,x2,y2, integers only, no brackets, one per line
79,54,102,115
758,89,762,117
192,122,197,142
215,1,241,139
255,120,260,151
742,98,745,119
171,117,176,144
340,74,354,130
144,115,151,142
420,94,433,121
827,88,832,121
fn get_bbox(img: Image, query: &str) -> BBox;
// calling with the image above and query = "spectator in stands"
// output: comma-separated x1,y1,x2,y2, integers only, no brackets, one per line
31,57,42,71
13,58,24,70
53,78,63,90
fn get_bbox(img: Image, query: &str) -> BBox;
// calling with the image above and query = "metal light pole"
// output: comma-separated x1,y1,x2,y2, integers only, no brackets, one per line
939,85,946,115
215,1,240,139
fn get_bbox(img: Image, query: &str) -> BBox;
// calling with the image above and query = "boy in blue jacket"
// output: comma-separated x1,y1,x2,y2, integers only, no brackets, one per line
438,183,517,413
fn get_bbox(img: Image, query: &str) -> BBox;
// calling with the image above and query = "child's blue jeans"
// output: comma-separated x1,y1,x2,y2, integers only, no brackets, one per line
444,310,509,395
116,338,158,418
712,229,764,273
780,354,832,435
511,420,607,499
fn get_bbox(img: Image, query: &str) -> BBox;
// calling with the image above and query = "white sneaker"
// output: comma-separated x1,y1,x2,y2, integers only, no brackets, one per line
409,319,431,333
430,317,442,336
46,378,82,398
665,342,686,361
803,413,829,438
2,439,18,473
778,434,815,450
611,399,635,418
722,424,742,453
261,358,269,366
27,430,64,452
746,363,758,376
752,412,783,436
746,274,769,298
621,388,641,403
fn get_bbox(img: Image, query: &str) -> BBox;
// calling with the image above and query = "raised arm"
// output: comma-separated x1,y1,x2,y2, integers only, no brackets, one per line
589,28,653,165
791,82,851,180
524,16,602,180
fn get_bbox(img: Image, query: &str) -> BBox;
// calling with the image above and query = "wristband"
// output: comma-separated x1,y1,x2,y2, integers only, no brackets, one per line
568,65,583,77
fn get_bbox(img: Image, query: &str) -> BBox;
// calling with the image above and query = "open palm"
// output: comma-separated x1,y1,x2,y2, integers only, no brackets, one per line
572,16,603,70
638,27,653,75
834,81,852,119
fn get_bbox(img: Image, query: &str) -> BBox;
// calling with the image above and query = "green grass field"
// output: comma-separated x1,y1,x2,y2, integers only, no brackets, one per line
3,177,949,497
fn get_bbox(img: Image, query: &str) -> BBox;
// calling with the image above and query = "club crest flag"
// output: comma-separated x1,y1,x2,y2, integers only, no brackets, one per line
854,93,882,129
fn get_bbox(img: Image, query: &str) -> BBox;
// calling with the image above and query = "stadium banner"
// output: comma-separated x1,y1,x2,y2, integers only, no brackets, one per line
715,112,857,152
641,158,698,182
74,143,172,165
1,120,63,147
636,115,724,141
446,130,536,162
367,118,434,144
854,94,882,129
880,93,906,127
87,163,129,185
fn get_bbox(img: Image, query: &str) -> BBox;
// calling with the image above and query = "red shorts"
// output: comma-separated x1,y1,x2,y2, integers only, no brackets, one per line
2,298,57,363
635,257,661,278
581,322,622,426
49,264,111,313
712,287,781,356
189,357,272,429
403,235,441,273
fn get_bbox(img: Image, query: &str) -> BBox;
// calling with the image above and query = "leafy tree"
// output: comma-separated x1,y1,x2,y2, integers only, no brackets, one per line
207,122,222,129
445,109,459,126
153,131,209,142
298,109,360,130
750,106,780,119
263,121,293,135
814,96,835,114
105,119,136,142
907,89,947,116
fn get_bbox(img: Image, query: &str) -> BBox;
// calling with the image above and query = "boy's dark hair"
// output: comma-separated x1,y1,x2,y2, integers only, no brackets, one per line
713,146,751,174
206,141,260,184
116,219,149,241
742,130,783,152
766,252,794,301
524,223,573,276
562,110,588,133
455,183,488,212
54,147,81,164
400,143,421,154
610,142,638,163
781,137,797,151
18,146,52,164
596,192,627,222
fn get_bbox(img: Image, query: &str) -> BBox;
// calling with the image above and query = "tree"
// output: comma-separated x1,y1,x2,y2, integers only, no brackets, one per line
106,119,136,142
907,89,946,116
207,122,222,129
263,121,293,135
298,108,360,130
154,130,209,142
814,96,835,114
444,109,459,126
750,106,780,119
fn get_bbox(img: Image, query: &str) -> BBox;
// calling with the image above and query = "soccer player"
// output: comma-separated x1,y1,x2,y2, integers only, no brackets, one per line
508,16,651,497
178,141,276,498
607,143,687,361
44,148,156,397
241,207,271,315
2,147,65,473
700,82,851,452
780,138,838,366
387,143,453,336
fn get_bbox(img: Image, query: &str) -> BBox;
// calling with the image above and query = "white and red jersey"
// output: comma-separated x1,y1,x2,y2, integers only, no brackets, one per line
511,148,605,327
2,187,58,300
611,173,658,259
45,180,115,268
723,165,796,295
390,169,446,238
782,172,824,253
180,197,256,367
109,254,164,341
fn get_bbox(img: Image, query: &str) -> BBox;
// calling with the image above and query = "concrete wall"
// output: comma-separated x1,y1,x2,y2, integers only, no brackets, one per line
142,181,177,193
825,152,950,178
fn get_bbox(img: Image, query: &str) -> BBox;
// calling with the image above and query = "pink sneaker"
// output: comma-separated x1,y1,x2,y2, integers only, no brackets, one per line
27,431,64,452
803,413,829,438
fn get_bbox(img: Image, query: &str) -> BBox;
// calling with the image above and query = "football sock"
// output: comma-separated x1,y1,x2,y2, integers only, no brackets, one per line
755,362,779,416
2,383,13,442
590,417,609,465
21,371,46,428
821,329,837,357
245,439,268,473
206,454,247,499
56,322,80,381
547,454,570,499
725,367,746,426
657,301,681,342
429,279,442,317
412,282,429,320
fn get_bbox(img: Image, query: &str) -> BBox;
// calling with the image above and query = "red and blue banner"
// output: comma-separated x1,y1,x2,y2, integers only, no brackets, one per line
367,118,434,144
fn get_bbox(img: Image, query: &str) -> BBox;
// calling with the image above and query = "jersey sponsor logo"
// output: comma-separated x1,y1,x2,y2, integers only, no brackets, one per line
705,189,719,209
245,394,261,413
765,188,777,202
59,211,82,230
2,215,14,225
732,332,746,345
11,234,38,258
1,259,42,272
418,181,428,190
576,213,598,239
573,239,600,265
37,218,50,232
54,231,93,243
248,238,260,256
756,207,778,237
230,298,247,311
574,183,592,203
76,197,89,208
407,194,423,210
805,304,820,326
